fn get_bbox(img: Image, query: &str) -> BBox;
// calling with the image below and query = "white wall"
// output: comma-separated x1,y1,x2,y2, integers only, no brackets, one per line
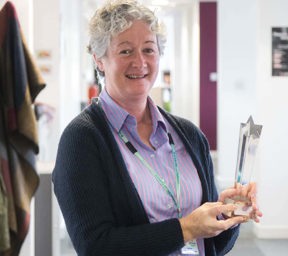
32,0,62,163
218,0,288,238
172,2,200,125
255,0,288,238
217,0,258,187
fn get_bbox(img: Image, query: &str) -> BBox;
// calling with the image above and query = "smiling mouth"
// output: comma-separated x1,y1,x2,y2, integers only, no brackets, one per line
126,74,147,79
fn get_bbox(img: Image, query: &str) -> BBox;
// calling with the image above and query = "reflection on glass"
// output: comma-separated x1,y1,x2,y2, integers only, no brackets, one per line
225,116,263,217
235,116,263,185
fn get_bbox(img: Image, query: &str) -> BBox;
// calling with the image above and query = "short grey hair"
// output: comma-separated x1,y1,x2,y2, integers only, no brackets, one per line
87,0,166,59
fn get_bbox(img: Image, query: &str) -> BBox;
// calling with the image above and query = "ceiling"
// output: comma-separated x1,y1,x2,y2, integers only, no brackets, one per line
144,0,194,7
82,0,204,22
86,0,195,9
83,0,194,21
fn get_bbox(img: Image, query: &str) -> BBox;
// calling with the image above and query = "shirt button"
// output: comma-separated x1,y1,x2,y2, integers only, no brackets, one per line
167,203,173,209
150,154,155,158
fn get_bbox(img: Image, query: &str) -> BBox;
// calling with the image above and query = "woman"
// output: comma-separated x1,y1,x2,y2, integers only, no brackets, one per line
52,1,262,255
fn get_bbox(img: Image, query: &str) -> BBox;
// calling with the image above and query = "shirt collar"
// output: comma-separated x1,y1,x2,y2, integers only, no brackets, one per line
99,89,167,134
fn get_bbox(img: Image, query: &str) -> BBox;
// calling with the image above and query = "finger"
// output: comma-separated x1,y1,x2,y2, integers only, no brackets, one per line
235,182,242,191
245,182,257,198
253,209,263,219
217,215,247,229
248,192,259,211
251,214,261,223
219,182,254,202
218,188,240,202
248,208,263,222
204,201,224,208
249,194,258,209
257,210,263,217
248,182,257,193
236,183,258,203
212,203,237,217
249,192,257,203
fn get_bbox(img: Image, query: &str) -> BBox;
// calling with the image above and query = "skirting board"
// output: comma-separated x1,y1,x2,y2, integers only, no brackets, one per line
253,224,288,239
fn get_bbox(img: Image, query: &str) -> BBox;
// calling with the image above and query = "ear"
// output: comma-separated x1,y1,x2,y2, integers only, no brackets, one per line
93,54,104,72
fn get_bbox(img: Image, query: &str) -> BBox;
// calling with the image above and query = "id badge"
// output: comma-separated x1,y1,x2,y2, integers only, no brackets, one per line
181,240,199,255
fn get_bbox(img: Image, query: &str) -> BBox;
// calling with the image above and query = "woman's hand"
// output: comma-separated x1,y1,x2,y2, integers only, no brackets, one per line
218,182,263,223
179,202,246,242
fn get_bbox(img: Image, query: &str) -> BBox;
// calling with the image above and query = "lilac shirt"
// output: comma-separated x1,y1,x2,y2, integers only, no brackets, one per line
99,89,205,256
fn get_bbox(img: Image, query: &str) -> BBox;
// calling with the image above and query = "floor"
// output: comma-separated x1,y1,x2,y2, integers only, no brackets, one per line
227,221,288,256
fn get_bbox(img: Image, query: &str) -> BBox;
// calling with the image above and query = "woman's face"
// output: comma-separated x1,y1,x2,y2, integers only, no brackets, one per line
95,20,160,103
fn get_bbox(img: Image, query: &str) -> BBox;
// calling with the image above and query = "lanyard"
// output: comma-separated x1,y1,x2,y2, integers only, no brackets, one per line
118,130,182,218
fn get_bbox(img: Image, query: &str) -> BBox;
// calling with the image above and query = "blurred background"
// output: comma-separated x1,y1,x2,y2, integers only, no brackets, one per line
1,0,287,255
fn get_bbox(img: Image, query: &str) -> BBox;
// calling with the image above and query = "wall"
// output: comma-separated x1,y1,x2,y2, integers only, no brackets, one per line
218,0,288,238
255,0,288,238
217,0,258,185
32,0,62,163
172,2,200,125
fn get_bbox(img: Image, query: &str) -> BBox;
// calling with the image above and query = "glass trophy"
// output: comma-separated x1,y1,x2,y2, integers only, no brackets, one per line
225,116,263,217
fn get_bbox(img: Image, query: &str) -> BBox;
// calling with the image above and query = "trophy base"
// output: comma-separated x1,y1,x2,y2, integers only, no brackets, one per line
224,197,252,217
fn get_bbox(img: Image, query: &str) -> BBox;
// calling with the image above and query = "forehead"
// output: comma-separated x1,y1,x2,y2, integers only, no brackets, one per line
110,20,157,46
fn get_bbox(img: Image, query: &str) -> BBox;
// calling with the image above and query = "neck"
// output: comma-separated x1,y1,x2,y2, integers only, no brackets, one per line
135,105,152,126
124,100,149,124
105,88,150,124
117,98,154,149
104,88,154,148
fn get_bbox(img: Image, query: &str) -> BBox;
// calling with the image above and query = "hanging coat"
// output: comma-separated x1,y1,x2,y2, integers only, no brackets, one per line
0,1,46,255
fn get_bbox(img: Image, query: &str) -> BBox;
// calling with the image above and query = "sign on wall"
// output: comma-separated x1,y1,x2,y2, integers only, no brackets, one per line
272,27,288,76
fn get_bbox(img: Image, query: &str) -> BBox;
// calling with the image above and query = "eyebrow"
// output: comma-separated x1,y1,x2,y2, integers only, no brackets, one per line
117,40,157,47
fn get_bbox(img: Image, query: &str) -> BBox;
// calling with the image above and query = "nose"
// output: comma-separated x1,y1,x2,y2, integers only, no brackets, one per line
132,51,147,68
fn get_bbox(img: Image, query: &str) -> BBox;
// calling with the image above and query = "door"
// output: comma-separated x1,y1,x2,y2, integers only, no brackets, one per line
199,2,217,150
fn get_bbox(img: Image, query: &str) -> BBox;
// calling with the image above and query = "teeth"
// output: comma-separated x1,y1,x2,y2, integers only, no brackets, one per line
127,74,145,79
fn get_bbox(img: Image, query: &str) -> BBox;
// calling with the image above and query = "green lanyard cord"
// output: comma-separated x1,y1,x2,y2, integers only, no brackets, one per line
118,131,182,218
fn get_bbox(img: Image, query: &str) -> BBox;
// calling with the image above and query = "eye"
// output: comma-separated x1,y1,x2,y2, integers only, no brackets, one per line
143,48,155,54
119,49,132,55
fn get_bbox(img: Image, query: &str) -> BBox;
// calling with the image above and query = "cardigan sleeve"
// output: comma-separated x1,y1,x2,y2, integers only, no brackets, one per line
52,112,185,256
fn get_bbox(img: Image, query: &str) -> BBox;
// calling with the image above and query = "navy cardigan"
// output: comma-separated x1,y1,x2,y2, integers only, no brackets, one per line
52,101,239,256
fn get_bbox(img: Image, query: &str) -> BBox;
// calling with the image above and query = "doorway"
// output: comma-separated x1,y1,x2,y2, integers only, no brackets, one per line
199,1,217,150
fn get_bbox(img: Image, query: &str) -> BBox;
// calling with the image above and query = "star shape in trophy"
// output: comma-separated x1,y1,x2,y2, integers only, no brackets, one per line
225,116,263,217
235,116,263,185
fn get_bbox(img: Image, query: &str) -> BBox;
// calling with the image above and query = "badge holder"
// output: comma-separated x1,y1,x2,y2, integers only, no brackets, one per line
181,240,199,255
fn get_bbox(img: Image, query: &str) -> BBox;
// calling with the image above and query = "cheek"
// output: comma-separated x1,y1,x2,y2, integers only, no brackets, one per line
151,55,160,67
102,60,120,74
151,58,160,74
109,58,128,73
